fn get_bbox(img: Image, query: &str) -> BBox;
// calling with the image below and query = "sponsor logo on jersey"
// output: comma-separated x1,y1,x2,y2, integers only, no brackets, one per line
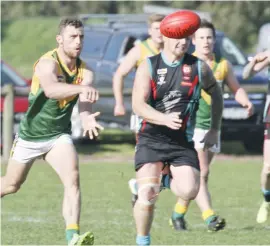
157,74,166,85
181,81,192,87
157,68,167,85
182,65,192,81
76,77,83,84
157,68,168,75
183,65,192,74
57,75,65,82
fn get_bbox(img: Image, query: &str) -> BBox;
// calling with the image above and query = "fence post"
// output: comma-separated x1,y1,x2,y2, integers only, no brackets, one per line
3,84,14,162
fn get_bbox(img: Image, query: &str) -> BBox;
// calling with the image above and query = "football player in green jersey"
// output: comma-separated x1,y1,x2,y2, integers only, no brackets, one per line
1,17,103,245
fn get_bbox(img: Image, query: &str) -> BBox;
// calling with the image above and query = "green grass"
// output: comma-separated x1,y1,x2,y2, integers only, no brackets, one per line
1,157,269,245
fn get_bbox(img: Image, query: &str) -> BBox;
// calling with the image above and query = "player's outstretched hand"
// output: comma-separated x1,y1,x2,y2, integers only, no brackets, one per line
253,52,269,63
83,112,104,140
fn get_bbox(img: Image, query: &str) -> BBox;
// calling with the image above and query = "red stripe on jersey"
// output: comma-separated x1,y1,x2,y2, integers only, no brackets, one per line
141,119,147,132
151,79,157,100
188,75,199,97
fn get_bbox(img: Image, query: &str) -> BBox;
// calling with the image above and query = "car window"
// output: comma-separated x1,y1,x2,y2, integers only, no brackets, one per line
1,63,27,87
103,33,127,62
83,31,111,59
219,37,247,66
123,36,137,56
187,35,247,66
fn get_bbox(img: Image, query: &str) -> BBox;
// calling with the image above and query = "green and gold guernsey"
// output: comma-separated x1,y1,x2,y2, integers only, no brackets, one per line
194,53,229,130
19,49,86,141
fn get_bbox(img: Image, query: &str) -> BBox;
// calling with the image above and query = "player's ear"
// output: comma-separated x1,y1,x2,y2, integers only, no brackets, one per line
56,34,63,46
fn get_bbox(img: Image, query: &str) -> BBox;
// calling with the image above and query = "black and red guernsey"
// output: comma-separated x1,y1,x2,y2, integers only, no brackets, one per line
138,52,202,144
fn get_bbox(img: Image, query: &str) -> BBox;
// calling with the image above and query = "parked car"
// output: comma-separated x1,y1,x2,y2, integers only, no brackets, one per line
0,60,29,146
75,16,268,152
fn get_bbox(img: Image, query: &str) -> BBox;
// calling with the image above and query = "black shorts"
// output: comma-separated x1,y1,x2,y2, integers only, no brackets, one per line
135,136,200,171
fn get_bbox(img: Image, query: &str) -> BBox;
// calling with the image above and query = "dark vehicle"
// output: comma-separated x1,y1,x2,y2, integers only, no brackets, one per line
77,15,268,152
1,60,29,146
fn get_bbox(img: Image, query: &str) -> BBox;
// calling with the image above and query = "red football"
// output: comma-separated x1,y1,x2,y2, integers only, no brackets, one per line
160,10,201,39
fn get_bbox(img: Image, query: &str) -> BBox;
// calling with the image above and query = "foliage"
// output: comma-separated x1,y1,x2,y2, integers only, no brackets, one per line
1,1,269,76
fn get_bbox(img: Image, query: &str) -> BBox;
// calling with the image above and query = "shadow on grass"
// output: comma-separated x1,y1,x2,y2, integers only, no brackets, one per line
221,141,262,156
74,129,136,156
74,129,262,157
1,20,11,42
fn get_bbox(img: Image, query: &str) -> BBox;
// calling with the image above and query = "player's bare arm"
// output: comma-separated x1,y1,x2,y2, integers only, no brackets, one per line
132,60,182,130
242,50,270,79
35,58,97,102
225,61,254,116
79,67,104,139
200,60,224,131
113,45,141,116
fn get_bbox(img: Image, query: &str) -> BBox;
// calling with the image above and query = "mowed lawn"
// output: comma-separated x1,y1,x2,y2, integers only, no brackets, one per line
1,154,269,245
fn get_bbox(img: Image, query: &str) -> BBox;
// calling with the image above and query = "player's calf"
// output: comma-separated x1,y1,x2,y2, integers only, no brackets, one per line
134,178,160,245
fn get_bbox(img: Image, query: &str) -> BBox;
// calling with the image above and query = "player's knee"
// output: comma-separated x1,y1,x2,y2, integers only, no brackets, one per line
2,176,22,194
137,183,160,206
262,162,270,176
175,178,199,200
181,184,199,200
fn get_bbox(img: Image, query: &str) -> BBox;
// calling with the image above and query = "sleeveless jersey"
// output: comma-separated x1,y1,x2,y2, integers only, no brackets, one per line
194,54,228,130
138,52,202,143
136,38,160,67
19,49,86,141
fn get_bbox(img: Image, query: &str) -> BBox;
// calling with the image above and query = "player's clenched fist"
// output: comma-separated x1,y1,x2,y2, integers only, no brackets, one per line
163,112,182,130
80,86,99,103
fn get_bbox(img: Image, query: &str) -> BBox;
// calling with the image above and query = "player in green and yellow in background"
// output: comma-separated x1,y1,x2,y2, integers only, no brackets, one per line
169,19,254,232
113,13,165,127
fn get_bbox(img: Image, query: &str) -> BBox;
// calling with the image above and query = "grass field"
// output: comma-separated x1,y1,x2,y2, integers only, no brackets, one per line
1,144,269,245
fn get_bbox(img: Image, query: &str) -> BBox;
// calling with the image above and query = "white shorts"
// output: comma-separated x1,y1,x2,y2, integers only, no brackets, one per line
130,113,143,133
10,134,73,164
192,128,221,153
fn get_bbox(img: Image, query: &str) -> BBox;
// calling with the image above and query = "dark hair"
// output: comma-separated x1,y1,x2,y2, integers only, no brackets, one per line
58,17,83,34
147,13,165,27
199,19,216,38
